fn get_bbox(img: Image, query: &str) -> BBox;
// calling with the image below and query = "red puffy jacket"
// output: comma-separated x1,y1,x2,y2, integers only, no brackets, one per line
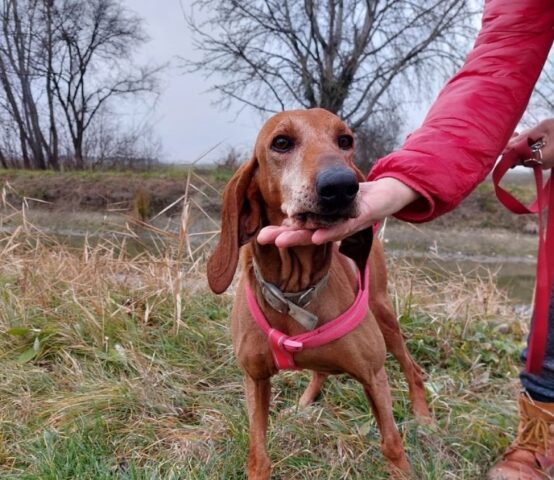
368,0,554,222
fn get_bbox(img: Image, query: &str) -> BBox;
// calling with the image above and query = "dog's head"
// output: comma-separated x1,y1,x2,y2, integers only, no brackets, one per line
255,108,363,228
207,108,367,293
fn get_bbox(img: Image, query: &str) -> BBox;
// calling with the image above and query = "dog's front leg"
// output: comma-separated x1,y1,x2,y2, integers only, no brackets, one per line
245,375,272,480
362,368,411,477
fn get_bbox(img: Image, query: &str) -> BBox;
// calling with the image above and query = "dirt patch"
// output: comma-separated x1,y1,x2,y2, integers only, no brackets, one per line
420,180,538,233
1,173,194,213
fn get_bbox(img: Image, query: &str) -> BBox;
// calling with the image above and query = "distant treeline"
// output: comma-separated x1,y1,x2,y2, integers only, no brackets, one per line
0,0,161,170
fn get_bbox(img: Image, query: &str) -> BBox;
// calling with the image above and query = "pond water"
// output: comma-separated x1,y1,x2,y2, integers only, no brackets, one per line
382,222,537,307
392,251,535,306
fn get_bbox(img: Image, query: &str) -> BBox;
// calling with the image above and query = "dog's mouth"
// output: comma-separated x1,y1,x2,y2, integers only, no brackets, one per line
291,208,357,229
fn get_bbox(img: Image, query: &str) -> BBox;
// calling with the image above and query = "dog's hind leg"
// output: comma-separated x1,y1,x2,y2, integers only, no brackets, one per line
299,371,327,407
245,375,272,480
370,298,431,422
369,240,430,422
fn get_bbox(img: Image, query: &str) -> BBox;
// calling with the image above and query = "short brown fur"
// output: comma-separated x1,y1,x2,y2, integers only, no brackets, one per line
207,108,430,479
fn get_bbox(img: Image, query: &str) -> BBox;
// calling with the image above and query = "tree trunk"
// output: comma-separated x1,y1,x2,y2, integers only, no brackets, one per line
0,146,9,169
73,132,85,169
44,0,59,170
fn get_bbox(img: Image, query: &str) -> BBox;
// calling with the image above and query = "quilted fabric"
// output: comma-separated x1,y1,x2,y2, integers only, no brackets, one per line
368,0,554,222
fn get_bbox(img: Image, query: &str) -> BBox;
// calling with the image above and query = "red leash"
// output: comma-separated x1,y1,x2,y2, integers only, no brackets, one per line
493,138,554,374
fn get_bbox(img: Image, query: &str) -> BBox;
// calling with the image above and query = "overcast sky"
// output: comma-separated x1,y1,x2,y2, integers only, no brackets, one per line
125,0,480,165
123,0,262,164
116,0,554,184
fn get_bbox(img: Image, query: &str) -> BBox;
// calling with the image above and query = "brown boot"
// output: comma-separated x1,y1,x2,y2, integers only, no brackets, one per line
488,392,554,480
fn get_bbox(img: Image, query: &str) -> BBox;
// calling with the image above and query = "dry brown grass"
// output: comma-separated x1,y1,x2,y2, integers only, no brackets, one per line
0,170,530,479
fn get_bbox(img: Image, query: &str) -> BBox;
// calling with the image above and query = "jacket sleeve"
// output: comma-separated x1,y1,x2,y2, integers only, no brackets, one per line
368,0,554,222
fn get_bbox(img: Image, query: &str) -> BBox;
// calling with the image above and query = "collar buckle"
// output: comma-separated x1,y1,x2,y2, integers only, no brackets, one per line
252,260,326,331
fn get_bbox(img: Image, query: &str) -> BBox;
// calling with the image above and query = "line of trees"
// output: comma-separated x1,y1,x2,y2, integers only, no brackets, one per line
186,0,477,171
0,0,161,170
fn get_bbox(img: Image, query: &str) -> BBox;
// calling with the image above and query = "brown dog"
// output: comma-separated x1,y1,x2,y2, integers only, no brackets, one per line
207,108,430,479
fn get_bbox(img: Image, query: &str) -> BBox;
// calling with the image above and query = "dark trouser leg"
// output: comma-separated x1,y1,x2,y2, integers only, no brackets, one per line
520,285,554,401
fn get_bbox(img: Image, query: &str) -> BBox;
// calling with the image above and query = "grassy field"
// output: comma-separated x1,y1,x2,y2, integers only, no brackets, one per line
0,168,537,479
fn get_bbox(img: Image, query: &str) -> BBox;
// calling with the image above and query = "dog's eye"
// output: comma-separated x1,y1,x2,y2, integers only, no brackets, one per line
271,136,294,153
338,134,353,150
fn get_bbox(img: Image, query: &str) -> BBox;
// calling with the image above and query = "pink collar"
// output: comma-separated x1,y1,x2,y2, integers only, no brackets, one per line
245,257,370,371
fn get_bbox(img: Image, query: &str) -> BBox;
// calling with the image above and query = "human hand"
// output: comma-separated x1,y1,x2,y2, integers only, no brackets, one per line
257,177,420,248
508,118,554,169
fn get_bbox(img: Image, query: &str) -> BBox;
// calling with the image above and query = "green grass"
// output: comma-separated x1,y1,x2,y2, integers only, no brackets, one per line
0,165,234,184
0,166,190,180
0,218,527,479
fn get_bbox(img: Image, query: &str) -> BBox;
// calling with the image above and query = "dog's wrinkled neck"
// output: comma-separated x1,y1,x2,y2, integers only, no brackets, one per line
249,203,333,292
251,242,332,293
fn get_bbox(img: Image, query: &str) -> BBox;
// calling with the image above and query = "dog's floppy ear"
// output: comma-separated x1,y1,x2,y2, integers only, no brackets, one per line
339,165,373,276
207,155,261,294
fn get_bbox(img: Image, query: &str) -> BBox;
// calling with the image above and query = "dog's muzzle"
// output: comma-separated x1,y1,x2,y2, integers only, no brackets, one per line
315,167,359,212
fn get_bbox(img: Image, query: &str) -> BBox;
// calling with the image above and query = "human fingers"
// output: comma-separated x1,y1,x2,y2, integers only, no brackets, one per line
273,229,315,247
257,225,286,245
256,178,418,247
511,119,554,168
507,129,529,149
257,225,315,247
310,178,417,244
311,220,357,244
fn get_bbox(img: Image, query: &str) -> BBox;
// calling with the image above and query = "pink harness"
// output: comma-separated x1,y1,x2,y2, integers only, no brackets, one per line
245,259,370,371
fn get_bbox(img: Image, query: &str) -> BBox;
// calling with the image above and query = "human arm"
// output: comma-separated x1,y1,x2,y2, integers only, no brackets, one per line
259,0,554,247
369,0,554,222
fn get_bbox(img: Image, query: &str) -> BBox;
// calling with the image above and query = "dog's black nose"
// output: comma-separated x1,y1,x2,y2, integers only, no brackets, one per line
315,167,359,210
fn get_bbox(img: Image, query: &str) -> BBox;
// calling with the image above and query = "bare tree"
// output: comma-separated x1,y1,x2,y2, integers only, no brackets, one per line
185,0,475,131
82,105,162,170
0,0,161,170
48,0,161,169
354,107,402,172
0,0,52,169
42,0,60,169
525,59,554,123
